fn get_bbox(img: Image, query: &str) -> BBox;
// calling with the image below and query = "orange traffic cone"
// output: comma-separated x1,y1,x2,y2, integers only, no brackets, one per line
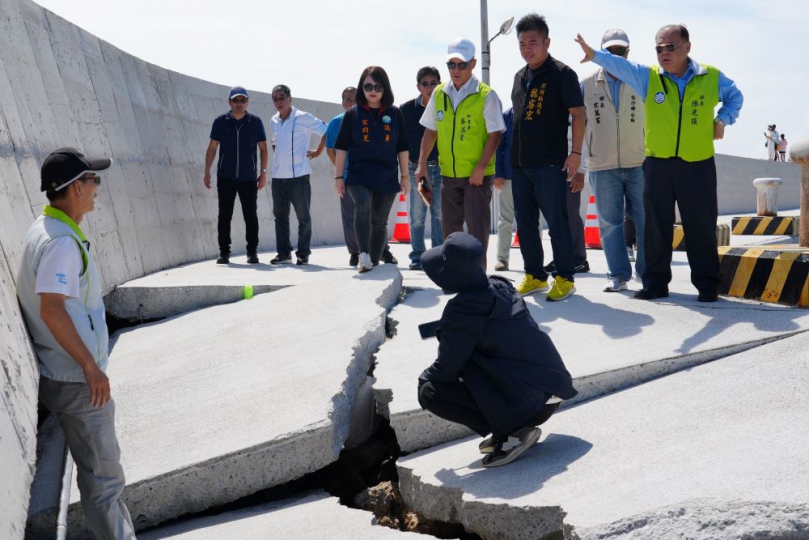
584,195,602,249
390,193,411,243
511,230,520,248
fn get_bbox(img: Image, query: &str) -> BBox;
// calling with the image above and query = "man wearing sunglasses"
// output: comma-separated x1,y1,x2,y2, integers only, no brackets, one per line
204,86,269,265
576,25,743,302
401,66,444,271
417,38,506,270
580,29,646,294
17,148,137,539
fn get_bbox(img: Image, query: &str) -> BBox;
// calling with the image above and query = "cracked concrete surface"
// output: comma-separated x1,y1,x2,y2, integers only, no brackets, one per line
397,330,809,540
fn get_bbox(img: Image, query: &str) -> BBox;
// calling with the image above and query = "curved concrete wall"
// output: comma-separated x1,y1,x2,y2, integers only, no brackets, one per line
0,0,341,537
0,0,802,537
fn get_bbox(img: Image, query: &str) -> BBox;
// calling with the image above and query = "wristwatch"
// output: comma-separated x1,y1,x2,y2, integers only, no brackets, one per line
714,118,725,126
261,168,268,173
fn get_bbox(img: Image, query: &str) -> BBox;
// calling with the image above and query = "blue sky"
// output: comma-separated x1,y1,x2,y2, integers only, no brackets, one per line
33,0,809,159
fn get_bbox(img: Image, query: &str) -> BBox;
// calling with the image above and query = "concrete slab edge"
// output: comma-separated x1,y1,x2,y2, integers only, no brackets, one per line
576,499,809,539
397,464,570,540
105,285,287,321
27,423,337,538
381,331,806,453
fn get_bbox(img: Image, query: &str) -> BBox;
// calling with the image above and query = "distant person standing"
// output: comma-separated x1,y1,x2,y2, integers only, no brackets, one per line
494,107,516,272
268,84,328,266
401,66,443,271
17,149,136,539
326,86,360,267
576,24,744,302
204,86,268,265
779,133,788,161
416,37,505,270
334,66,410,273
764,124,777,161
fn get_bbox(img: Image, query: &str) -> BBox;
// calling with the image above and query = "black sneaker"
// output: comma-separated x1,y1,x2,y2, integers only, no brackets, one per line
296,256,309,266
247,252,259,264
481,426,542,468
216,253,230,265
408,261,422,270
270,254,292,265
382,249,398,265
349,253,359,267
575,261,590,273
698,290,718,302
634,288,669,300
543,260,556,273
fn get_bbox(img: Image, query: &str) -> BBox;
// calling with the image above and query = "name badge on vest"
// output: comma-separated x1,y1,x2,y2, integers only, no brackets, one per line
437,110,444,122
654,92,666,104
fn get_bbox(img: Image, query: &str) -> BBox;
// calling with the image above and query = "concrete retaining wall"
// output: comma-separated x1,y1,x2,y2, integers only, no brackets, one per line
0,0,802,537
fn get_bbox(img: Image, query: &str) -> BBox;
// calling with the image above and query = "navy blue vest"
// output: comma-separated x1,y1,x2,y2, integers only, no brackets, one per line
346,105,401,193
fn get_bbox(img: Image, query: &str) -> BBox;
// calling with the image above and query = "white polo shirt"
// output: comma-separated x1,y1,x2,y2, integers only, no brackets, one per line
419,75,506,134
269,107,328,178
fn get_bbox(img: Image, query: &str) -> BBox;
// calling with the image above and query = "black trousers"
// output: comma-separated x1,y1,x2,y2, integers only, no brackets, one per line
217,177,259,254
418,380,559,438
642,156,719,293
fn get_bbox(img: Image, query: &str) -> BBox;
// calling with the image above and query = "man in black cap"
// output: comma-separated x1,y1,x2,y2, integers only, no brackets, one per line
204,86,269,264
417,232,577,467
16,148,136,539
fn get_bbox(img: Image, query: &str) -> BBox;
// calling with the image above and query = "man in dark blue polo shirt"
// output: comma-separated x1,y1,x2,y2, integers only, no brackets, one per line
400,66,443,270
204,86,269,264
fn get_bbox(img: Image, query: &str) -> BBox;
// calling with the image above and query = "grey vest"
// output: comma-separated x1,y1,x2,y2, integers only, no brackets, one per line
17,210,109,382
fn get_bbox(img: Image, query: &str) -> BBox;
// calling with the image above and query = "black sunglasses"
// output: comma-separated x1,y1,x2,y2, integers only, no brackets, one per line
607,46,628,56
83,174,101,186
655,42,685,54
363,83,384,93
446,61,469,70
420,80,440,87
231,97,248,104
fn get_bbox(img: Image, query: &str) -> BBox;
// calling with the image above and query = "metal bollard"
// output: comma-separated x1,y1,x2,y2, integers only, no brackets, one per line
789,140,809,247
752,177,782,217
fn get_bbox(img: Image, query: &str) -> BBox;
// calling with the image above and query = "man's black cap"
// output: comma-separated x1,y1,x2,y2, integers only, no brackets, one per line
40,147,112,192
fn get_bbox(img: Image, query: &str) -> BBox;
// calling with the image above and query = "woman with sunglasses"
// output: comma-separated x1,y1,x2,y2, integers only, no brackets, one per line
334,66,410,273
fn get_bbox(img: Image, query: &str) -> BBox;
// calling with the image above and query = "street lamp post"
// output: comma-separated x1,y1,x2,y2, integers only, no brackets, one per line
480,0,513,85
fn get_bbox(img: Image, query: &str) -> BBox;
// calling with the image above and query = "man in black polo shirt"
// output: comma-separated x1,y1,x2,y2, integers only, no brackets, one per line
204,86,269,264
400,66,443,270
511,13,585,301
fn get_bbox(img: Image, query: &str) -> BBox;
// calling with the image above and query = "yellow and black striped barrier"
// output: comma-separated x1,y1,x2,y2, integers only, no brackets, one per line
731,216,799,236
673,223,730,252
718,246,809,306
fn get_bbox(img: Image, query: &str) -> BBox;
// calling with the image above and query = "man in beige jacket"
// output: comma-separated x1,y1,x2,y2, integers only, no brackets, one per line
581,29,646,292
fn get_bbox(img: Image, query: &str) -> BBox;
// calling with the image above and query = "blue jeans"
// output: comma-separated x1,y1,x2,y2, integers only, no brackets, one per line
513,166,574,280
347,185,397,264
589,167,645,281
272,176,312,258
408,163,443,262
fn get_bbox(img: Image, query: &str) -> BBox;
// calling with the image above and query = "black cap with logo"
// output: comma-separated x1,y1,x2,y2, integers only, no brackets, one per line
40,147,112,192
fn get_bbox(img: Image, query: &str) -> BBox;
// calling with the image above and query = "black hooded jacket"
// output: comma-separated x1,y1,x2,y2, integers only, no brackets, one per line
419,232,577,433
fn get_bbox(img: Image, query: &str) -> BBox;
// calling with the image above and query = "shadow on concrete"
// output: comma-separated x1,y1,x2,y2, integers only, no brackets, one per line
432,434,593,501
674,297,804,354
403,287,444,310
525,295,655,339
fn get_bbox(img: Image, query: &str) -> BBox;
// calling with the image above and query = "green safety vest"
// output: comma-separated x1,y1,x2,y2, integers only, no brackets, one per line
434,82,496,177
645,64,719,162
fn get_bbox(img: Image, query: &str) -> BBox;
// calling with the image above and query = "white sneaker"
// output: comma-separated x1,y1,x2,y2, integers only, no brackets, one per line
627,247,635,262
604,277,628,292
358,253,373,273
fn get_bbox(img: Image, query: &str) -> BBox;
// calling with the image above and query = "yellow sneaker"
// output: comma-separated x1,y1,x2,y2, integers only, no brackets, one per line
546,276,575,302
516,274,549,296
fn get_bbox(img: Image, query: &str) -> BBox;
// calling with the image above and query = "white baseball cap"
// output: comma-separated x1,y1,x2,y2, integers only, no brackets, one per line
601,28,630,49
447,37,476,62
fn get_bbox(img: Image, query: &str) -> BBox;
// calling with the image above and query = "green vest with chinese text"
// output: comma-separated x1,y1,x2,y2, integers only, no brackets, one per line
644,64,719,162
434,82,496,178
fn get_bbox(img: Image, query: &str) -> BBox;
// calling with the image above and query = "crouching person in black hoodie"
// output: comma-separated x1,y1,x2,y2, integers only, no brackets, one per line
417,232,577,467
